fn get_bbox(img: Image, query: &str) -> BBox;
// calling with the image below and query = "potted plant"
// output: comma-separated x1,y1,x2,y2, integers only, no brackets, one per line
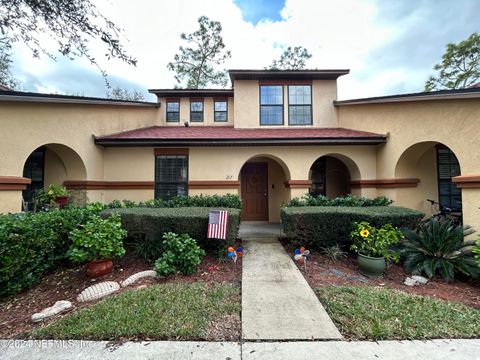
350,221,402,278
36,184,70,208
68,213,127,277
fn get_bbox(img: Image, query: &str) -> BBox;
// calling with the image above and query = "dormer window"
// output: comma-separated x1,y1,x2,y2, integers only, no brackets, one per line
166,100,180,122
190,99,204,122
288,85,312,125
260,85,283,125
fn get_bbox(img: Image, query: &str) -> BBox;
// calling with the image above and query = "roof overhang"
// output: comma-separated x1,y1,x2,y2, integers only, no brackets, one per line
95,136,386,147
148,89,234,97
229,69,350,83
0,91,158,107
335,87,480,106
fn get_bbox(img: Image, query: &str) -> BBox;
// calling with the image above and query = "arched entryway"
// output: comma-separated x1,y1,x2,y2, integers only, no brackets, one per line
238,155,290,222
395,141,461,216
22,143,87,208
308,154,359,198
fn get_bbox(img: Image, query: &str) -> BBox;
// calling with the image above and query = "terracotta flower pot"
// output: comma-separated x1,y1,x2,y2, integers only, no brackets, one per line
86,259,113,278
55,196,69,207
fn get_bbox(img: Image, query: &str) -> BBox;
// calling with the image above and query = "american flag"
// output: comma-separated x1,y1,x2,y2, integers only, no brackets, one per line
207,210,228,239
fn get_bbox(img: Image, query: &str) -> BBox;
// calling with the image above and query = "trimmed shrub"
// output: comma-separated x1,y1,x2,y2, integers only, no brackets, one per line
154,232,205,276
106,194,242,210
283,194,393,207
0,206,102,298
281,206,423,249
101,207,240,251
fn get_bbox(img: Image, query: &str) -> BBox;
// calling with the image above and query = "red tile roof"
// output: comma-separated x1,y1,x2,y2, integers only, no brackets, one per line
95,126,386,146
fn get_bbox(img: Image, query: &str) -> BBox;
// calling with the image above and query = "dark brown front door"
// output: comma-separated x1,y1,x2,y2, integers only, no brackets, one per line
241,162,268,221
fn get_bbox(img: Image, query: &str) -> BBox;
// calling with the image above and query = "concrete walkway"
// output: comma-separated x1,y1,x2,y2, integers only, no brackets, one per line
242,235,341,340
2,339,479,360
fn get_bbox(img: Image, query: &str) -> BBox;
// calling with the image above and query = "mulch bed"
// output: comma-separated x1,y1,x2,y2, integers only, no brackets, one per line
283,243,480,309
0,251,242,340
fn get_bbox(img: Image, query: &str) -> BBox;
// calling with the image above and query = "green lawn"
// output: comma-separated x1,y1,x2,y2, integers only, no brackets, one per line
317,286,480,340
32,283,240,340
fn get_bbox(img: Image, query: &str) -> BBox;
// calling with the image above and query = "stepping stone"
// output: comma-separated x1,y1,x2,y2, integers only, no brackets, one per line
31,300,72,322
120,270,157,287
328,268,346,277
77,281,120,302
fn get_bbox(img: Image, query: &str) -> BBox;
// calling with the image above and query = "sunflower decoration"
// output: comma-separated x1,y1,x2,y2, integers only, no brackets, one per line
360,229,370,238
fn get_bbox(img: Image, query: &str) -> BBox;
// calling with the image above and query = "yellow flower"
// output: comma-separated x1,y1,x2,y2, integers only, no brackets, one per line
360,229,370,238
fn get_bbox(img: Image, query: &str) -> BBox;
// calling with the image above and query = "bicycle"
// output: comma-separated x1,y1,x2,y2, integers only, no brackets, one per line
426,199,462,226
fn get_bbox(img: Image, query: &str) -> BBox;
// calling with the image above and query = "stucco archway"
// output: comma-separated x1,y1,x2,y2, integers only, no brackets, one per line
308,153,360,198
395,141,462,217
238,154,291,223
22,143,87,207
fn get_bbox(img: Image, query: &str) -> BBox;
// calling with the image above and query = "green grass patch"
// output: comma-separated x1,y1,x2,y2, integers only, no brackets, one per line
317,286,480,340
32,283,240,340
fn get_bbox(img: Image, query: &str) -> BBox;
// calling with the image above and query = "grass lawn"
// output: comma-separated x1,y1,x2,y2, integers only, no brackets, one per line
317,286,480,340
31,283,240,340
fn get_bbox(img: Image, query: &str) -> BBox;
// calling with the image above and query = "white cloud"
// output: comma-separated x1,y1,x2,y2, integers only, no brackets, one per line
9,0,480,100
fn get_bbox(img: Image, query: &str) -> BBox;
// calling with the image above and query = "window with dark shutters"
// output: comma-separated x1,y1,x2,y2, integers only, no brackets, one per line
437,146,462,211
155,155,188,200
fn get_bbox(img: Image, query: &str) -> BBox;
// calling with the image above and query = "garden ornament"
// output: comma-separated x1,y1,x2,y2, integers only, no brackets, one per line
227,246,243,267
294,247,310,272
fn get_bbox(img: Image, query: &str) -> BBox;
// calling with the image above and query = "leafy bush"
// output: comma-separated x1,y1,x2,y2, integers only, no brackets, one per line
350,222,403,261
154,232,205,276
281,206,423,249
101,207,240,251
0,206,102,298
283,194,393,207
400,219,479,282
68,214,127,263
105,194,242,210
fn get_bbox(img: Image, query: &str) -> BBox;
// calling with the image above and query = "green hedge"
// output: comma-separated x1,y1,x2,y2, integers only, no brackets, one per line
0,206,101,298
101,207,240,250
283,194,393,207
280,206,424,249
106,194,242,210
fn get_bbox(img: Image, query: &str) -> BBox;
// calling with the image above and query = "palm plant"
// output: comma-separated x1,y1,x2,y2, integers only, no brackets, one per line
400,218,479,282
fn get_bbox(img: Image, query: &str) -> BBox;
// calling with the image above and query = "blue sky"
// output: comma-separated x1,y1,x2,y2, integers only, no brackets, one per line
234,0,284,24
8,0,480,101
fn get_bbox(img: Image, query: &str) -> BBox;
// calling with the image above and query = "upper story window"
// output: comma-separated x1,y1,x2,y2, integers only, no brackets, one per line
166,100,180,122
288,85,312,125
260,85,283,125
190,100,204,122
214,100,228,122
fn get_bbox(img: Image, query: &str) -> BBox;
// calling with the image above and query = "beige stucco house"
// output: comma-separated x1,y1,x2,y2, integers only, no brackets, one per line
1,70,479,230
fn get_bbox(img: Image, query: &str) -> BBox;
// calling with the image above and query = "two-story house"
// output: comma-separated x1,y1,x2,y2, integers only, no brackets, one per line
1,69,479,229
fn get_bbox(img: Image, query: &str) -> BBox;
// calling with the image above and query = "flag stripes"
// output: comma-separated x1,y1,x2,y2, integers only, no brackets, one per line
208,210,228,239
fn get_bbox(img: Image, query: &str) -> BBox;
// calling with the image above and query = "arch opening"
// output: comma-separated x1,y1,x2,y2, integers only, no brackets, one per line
308,154,358,198
238,154,290,223
394,141,462,217
22,143,87,209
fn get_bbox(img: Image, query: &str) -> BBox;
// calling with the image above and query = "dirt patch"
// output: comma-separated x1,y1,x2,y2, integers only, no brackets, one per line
0,251,242,340
205,314,241,341
282,243,480,309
